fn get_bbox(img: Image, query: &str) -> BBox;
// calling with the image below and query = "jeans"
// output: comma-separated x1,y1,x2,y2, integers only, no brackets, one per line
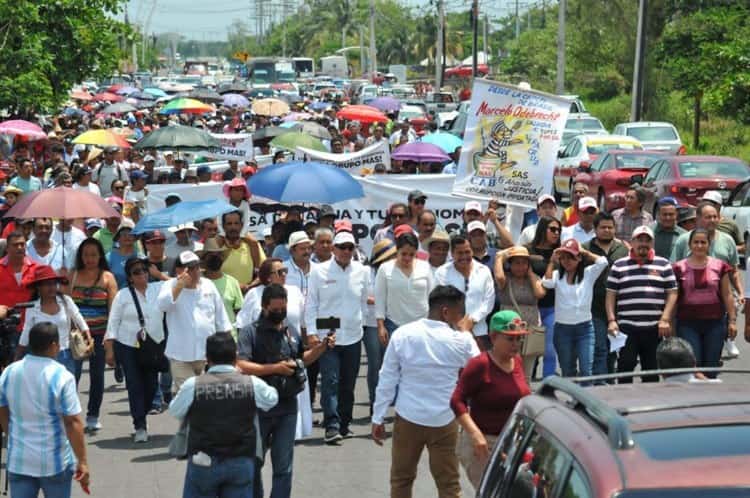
539,306,557,377
152,371,173,410
9,469,73,498
74,334,105,418
115,341,158,430
56,349,76,376
256,413,297,498
677,318,726,378
617,327,659,383
553,321,594,380
591,317,609,377
319,341,361,432
363,326,386,407
183,455,255,498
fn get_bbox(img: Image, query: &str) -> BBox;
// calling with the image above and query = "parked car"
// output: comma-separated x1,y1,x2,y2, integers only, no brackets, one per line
641,155,750,217
560,94,587,114
613,121,686,154
574,150,667,211
425,91,459,114
554,134,643,201
566,114,607,135
478,376,750,498
445,101,470,138
708,177,750,252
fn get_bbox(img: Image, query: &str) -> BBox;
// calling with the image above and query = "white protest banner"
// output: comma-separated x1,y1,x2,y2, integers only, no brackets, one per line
453,79,571,209
194,133,254,161
296,140,391,176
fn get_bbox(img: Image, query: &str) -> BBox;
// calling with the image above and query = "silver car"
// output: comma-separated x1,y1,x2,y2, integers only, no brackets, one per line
612,121,685,154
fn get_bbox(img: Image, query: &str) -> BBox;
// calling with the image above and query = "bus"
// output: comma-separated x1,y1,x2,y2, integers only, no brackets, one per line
292,57,315,78
247,57,276,87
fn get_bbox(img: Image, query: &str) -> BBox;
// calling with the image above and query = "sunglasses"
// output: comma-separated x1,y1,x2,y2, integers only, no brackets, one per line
146,239,165,245
391,213,406,219
505,320,528,331
273,268,289,276
548,227,561,233
113,186,125,191
336,244,355,251
411,198,426,205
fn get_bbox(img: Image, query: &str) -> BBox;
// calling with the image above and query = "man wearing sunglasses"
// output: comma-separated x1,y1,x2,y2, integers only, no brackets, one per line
91,146,128,197
305,231,369,444
407,190,427,228
373,203,412,245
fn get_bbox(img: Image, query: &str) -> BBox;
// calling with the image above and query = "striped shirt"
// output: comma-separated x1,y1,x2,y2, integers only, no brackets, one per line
0,355,81,477
606,254,677,330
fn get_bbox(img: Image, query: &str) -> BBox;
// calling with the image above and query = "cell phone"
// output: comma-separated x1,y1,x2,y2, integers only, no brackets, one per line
316,317,341,331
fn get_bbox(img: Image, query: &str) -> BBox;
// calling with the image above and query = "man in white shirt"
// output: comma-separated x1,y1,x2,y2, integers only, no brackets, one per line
27,218,72,272
518,194,558,246
51,220,86,265
389,120,417,147
166,223,203,260
305,231,369,444
434,235,495,350
92,146,129,197
157,251,232,392
372,285,479,498
284,231,315,296
561,196,597,244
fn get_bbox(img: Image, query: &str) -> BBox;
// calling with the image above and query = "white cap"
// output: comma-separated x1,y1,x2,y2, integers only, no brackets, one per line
537,194,556,206
467,220,486,233
333,231,356,246
701,190,723,205
168,222,198,233
262,227,272,237
464,201,482,214
288,230,312,248
632,225,654,240
143,154,155,162
178,251,200,266
163,150,174,156
578,196,597,211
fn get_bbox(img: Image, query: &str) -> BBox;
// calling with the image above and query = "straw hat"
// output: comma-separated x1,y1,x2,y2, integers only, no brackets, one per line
370,239,397,266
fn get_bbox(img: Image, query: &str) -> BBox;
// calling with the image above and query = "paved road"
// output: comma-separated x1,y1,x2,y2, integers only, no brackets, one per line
39,309,750,498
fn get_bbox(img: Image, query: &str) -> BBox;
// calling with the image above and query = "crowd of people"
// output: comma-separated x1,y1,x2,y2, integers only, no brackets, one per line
0,104,748,498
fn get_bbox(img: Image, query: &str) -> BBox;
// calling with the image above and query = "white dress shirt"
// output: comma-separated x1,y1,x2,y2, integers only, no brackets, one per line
305,258,369,346
561,223,595,244
51,226,86,263
372,318,480,427
434,262,496,336
518,224,537,246
235,284,305,335
157,277,233,361
542,256,608,324
105,282,165,346
375,259,434,326
284,258,316,297
73,182,101,196
26,240,73,272
21,295,89,350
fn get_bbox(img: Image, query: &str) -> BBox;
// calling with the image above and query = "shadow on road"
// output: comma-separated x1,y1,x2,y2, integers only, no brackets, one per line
92,434,172,451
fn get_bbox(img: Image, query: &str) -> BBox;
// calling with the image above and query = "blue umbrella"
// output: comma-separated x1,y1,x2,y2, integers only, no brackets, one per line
369,96,401,112
309,101,331,111
133,199,238,234
248,161,365,204
420,132,464,154
223,93,250,108
143,87,168,98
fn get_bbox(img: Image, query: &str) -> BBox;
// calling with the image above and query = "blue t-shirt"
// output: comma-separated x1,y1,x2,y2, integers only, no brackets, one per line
107,249,142,289
10,175,42,194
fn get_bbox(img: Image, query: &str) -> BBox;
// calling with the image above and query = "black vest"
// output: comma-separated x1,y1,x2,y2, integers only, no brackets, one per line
187,371,257,458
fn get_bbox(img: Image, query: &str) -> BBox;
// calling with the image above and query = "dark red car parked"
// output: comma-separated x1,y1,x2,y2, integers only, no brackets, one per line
574,150,667,212
641,155,750,217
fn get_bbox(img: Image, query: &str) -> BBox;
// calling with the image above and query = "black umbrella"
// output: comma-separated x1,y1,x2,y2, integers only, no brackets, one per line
252,126,292,143
130,91,156,101
188,88,223,103
217,83,248,95
134,124,220,150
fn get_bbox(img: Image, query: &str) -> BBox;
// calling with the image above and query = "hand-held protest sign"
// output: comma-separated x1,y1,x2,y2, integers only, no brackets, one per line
296,141,391,176
195,133,254,161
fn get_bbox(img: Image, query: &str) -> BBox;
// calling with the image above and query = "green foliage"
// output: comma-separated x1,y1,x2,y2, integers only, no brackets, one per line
0,0,129,116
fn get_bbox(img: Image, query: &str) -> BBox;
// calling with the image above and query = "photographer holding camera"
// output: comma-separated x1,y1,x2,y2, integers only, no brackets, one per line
237,284,329,498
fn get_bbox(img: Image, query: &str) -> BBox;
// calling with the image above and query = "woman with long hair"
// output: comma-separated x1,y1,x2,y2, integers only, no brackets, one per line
66,237,118,432
524,215,562,377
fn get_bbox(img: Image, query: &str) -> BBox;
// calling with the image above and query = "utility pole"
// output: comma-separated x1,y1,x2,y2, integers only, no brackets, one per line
631,0,647,121
369,0,377,82
555,0,566,94
527,3,531,29
471,0,479,78
515,0,520,39
359,27,366,76
483,14,488,64
282,0,287,57
435,0,444,88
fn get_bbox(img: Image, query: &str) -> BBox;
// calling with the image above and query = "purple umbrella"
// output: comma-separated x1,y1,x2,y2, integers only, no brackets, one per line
116,86,139,96
222,93,250,108
368,96,401,112
392,142,451,163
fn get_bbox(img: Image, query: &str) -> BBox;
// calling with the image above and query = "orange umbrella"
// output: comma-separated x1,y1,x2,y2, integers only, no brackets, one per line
92,92,123,102
72,129,131,148
337,105,388,123
70,90,93,101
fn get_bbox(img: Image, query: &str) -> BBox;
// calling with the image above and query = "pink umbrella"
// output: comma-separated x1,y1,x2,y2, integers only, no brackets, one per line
0,120,47,140
392,142,451,162
282,112,312,123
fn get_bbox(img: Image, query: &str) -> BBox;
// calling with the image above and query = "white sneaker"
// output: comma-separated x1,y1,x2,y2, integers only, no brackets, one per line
724,339,740,359
134,429,148,443
85,417,102,432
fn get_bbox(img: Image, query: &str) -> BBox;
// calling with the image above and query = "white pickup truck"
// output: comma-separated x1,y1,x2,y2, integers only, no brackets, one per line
720,178,750,256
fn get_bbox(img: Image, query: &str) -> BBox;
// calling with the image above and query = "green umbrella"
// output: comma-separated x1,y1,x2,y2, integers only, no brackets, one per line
270,132,327,153
134,124,220,150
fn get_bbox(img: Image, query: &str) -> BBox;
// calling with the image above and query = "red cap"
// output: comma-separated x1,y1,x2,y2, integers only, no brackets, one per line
242,165,257,176
558,238,580,257
335,219,353,233
394,224,413,239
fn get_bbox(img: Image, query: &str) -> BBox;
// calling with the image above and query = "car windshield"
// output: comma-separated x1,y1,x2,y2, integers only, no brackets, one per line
615,154,663,169
679,161,749,179
633,425,750,460
627,126,678,141
588,142,639,154
616,489,750,498
566,118,604,130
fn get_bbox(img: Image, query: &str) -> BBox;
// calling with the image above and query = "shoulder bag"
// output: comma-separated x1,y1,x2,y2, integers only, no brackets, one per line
129,285,170,373
508,279,546,358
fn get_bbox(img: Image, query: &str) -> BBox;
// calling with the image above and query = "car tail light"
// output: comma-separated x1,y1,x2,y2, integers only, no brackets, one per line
670,185,681,194
677,145,687,155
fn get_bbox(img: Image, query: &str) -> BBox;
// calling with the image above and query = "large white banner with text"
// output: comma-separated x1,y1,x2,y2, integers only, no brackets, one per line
296,140,391,176
194,133,254,161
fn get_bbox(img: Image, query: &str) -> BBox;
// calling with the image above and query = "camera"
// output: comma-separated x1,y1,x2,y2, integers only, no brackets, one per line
292,358,307,386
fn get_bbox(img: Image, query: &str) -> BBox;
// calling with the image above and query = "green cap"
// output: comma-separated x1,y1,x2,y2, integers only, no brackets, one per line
490,310,529,336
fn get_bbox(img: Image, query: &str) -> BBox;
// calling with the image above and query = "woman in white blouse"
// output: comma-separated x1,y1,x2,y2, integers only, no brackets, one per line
104,258,165,443
18,265,89,375
375,232,434,345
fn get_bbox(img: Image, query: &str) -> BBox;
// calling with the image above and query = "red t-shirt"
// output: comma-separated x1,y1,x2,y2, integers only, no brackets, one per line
0,256,38,331
451,352,531,435
672,257,731,320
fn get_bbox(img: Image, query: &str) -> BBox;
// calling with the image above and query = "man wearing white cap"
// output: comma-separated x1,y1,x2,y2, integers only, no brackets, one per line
305,231,369,444
561,196,598,244
518,194,558,246
157,251,233,391
701,190,744,254
284,231,315,296
165,223,203,260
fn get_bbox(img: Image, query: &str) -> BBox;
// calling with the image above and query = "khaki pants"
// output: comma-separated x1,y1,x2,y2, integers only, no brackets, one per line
170,359,206,393
391,414,461,498
456,429,498,489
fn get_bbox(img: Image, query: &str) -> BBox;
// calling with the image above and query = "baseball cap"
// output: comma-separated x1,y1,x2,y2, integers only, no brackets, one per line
464,201,482,214
288,231,312,248
678,206,697,224
143,154,156,162
334,219,353,233
143,230,166,243
394,224,414,239
578,196,597,211
701,190,723,205
130,169,147,180
490,310,530,336
537,194,556,206
558,238,581,257
196,165,211,176
408,190,427,201
333,231,356,246
177,251,200,267
168,222,198,233
632,225,654,240
657,196,679,207
467,220,486,233
85,218,103,230
319,204,336,218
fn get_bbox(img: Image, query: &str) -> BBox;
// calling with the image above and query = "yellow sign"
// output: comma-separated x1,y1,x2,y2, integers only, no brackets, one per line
233,51,250,62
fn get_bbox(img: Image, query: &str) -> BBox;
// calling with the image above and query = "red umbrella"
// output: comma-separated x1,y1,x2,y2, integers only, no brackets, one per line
337,105,388,123
92,92,123,102
70,90,93,101
0,120,47,140
4,187,121,220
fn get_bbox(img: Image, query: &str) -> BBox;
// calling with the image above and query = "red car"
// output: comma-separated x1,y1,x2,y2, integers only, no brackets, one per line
641,155,750,217
575,150,667,211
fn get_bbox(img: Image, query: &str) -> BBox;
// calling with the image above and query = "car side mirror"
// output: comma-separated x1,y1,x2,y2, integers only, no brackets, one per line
578,161,591,172
630,174,644,185
558,150,565,158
